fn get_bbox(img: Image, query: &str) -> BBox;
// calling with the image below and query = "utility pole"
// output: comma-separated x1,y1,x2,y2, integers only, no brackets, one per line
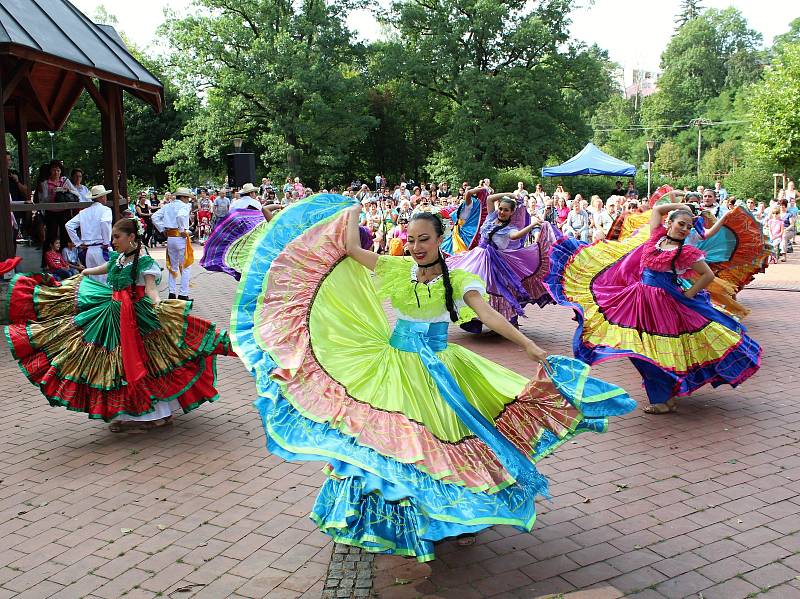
689,118,711,178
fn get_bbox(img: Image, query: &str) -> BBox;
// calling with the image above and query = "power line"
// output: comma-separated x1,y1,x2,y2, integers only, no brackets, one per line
593,119,749,133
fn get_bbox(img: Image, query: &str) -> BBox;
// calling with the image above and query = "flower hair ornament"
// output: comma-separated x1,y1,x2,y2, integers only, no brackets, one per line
129,214,146,238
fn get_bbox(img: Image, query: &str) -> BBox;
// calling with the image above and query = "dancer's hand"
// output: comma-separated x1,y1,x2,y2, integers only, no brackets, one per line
525,341,547,363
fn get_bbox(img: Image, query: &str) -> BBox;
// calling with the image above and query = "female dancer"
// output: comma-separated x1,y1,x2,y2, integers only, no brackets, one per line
201,197,372,279
548,199,761,414
447,195,556,332
5,217,233,431
228,193,634,560
611,188,768,318
441,184,490,254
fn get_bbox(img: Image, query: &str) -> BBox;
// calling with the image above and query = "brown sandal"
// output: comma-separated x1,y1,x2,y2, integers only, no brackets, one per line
643,398,678,414
456,534,477,546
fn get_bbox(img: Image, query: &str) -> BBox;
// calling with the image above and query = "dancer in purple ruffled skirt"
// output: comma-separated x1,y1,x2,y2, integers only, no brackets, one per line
447,194,558,332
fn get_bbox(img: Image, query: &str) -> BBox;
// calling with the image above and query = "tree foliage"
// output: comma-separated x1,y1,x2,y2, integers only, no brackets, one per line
745,43,800,174
377,0,615,181
675,0,704,29
158,0,377,187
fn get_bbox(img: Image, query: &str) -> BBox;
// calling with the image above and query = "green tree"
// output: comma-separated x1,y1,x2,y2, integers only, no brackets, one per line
654,139,688,178
591,95,639,164
745,43,800,174
772,17,800,57
160,0,377,186
700,139,739,177
381,0,616,181
675,0,704,29
645,7,762,127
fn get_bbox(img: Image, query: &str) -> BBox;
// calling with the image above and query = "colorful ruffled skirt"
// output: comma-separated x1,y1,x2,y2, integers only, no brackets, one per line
606,207,768,319
201,209,265,279
447,222,557,331
5,274,232,421
231,193,636,560
546,229,762,405
441,201,481,255
201,208,374,279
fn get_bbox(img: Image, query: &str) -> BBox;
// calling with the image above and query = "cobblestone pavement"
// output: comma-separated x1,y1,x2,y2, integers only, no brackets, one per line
0,244,798,598
372,258,800,598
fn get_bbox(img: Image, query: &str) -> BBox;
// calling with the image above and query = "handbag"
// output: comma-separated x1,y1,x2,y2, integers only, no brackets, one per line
54,190,79,203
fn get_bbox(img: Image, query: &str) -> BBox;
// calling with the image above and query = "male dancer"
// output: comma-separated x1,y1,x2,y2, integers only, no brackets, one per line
152,187,194,300
65,185,113,283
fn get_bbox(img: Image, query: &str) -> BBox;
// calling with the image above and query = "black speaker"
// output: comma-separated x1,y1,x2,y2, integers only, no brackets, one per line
226,153,256,188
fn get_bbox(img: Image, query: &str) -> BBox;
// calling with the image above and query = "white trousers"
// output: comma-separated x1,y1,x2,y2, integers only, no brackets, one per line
85,246,107,284
166,236,191,295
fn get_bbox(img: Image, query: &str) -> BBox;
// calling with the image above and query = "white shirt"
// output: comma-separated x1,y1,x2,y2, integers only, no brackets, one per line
65,180,91,202
65,201,112,245
229,197,262,211
151,200,191,232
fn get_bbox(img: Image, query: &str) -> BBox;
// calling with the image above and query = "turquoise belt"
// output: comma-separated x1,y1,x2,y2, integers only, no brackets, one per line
388,319,539,487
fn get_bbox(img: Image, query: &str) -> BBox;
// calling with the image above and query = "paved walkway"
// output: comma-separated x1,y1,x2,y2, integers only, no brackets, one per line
373,260,800,598
0,244,797,598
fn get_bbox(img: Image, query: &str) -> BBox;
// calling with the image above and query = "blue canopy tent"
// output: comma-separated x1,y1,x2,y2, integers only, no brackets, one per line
541,143,636,177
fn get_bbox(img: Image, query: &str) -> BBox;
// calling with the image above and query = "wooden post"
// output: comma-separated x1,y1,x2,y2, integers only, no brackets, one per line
114,88,128,203
100,81,120,220
13,101,29,188
0,70,15,259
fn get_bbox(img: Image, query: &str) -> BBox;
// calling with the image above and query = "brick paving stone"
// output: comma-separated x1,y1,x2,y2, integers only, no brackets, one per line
654,570,713,598
743,561,797,589
3,247,800,598
700,576,761,599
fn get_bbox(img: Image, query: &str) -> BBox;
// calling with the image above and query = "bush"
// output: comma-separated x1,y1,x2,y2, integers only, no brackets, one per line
494,167,537,192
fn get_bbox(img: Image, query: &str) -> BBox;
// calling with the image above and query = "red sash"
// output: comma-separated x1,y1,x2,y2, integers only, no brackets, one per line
112,286,148,385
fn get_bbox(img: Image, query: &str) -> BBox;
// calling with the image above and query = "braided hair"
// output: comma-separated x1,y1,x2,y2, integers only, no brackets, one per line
409,211,458,322
113,218,143,288
666,208,694,277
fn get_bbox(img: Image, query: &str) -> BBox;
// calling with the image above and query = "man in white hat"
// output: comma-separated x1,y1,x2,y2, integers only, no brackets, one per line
229,183,263,211
151,187,194,300
65,185,113,283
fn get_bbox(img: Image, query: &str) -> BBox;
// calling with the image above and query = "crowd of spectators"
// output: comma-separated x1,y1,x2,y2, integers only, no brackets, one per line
5,152,798,268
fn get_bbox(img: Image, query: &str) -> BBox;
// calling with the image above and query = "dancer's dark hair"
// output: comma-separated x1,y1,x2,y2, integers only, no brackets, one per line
487,197,516,246
113,218,142,288
409,211,458,322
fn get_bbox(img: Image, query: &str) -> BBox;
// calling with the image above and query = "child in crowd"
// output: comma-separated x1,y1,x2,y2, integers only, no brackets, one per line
61,239,84,272
388,218,409,256
767,207,785,263
43,238,79,280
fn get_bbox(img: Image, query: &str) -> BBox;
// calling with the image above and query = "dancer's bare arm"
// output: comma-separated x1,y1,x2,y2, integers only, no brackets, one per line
345,206,379,271
464,291,546,363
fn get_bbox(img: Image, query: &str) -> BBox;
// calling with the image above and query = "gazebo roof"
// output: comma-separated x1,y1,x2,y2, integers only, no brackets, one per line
0,0,163,131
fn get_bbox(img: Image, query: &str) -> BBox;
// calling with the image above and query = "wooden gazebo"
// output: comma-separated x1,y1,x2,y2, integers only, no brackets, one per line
0,0,164,260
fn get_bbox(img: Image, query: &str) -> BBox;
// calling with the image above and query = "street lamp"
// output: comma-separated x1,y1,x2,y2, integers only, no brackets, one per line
646,140,655,197
232,138,243,152
48,131,55,160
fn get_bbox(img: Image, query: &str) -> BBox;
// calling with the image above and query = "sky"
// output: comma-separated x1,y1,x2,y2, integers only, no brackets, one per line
73,0,798,83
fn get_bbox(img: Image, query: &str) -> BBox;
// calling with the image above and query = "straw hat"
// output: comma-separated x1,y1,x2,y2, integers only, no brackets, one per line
239,183,259,195
89,184,112,199
174,187,195,199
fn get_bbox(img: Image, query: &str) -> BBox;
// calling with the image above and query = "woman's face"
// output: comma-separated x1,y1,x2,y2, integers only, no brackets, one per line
667,214,694,240
52,239,61,251
111,228,136,252
49,165,61,179
497,201,515,221
407,219,441,265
